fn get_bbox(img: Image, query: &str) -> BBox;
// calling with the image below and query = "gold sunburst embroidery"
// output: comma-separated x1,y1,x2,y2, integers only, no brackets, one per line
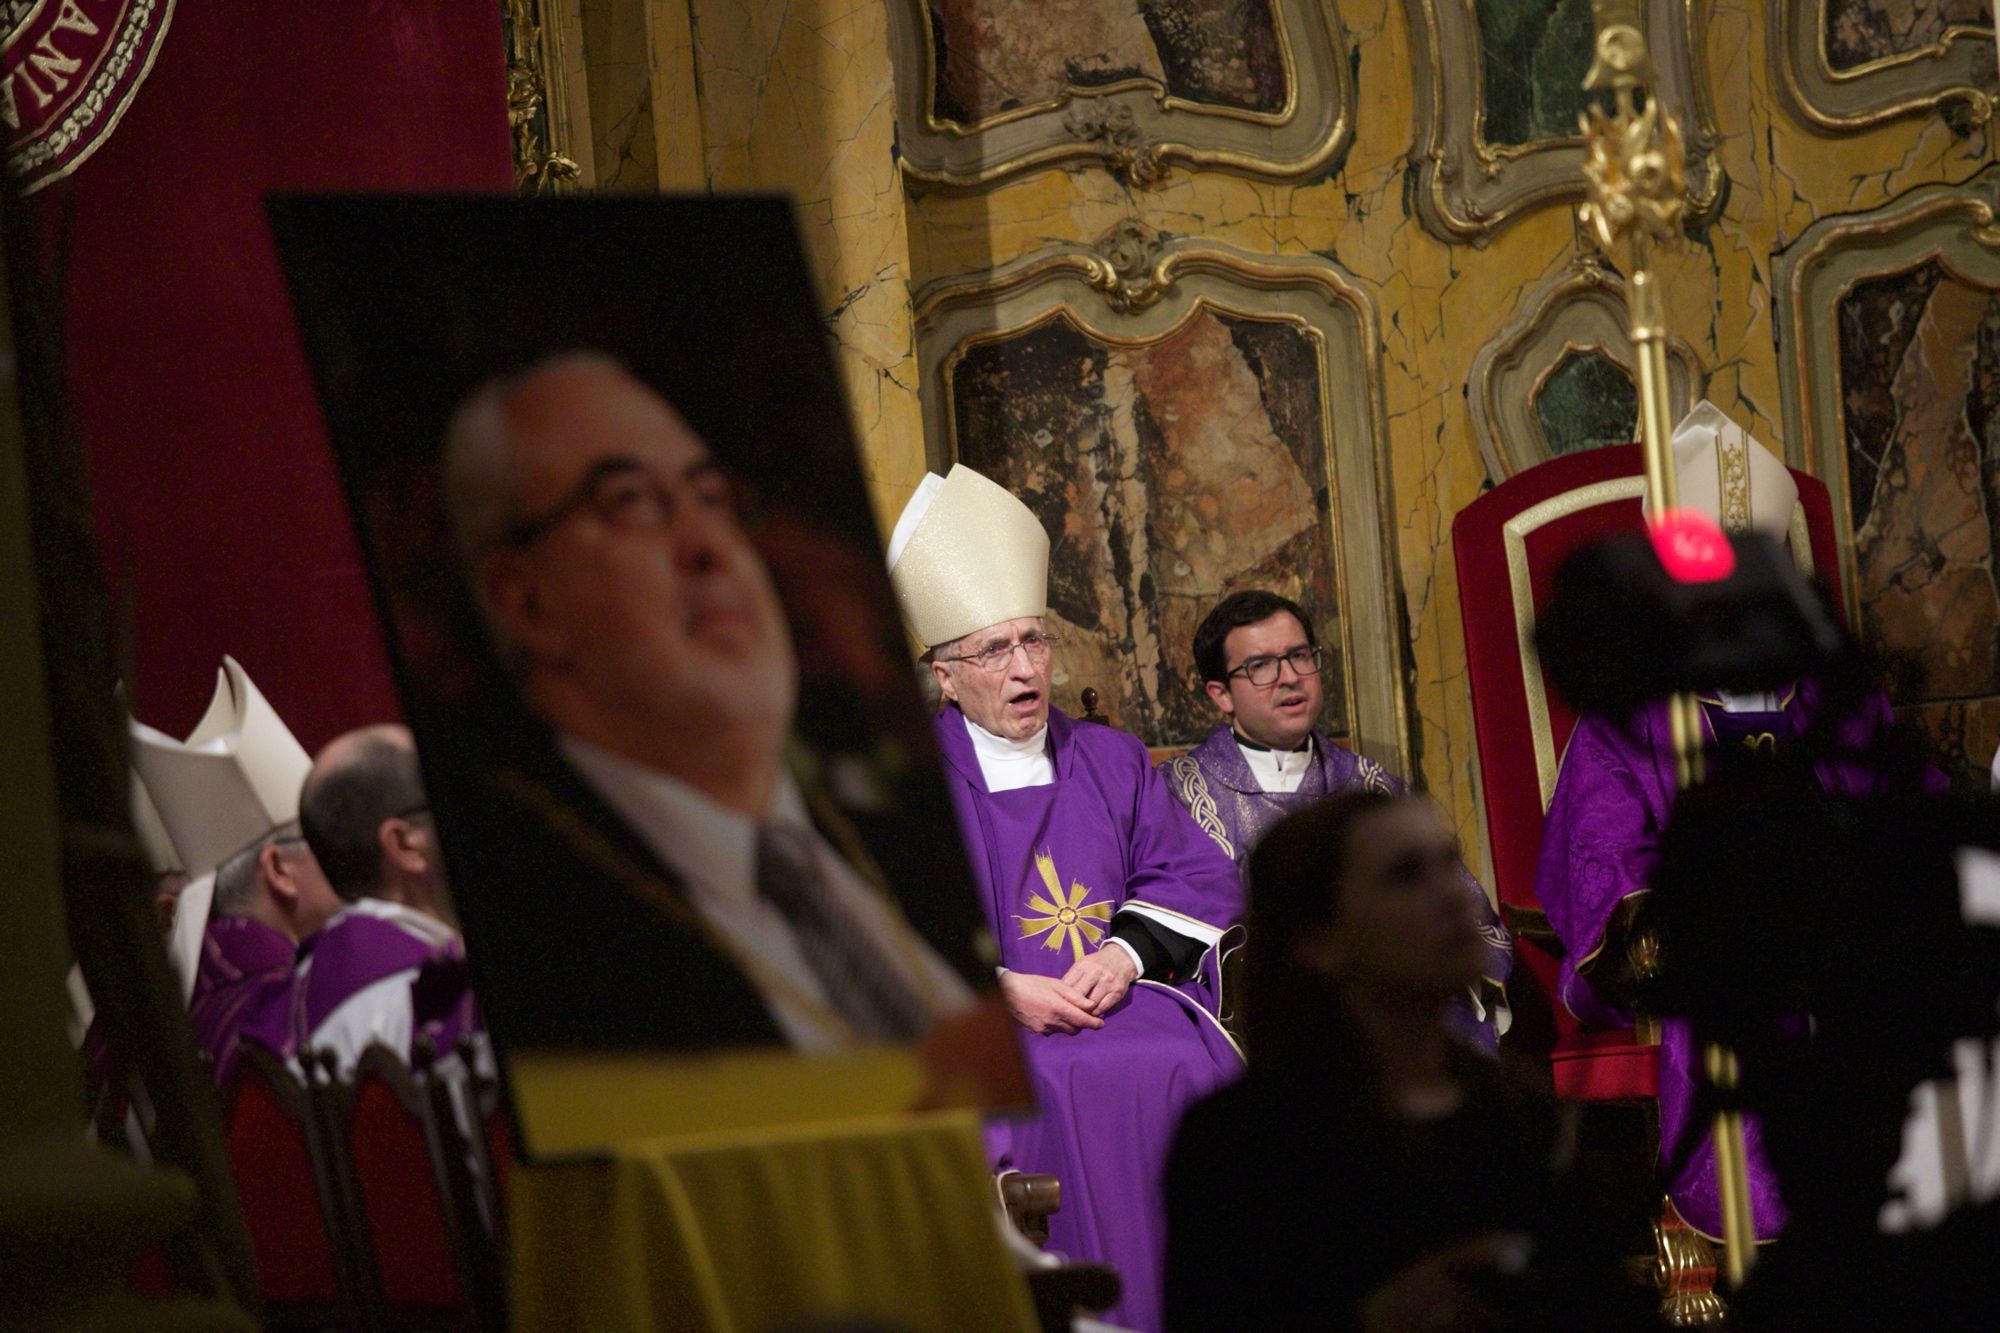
1016,850,1113,961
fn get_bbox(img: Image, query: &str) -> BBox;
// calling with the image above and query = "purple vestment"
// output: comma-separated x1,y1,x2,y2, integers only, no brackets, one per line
290,900,477,1071
1536,685,1937,1240
938,705,1244,1333
1162,725,1514,1047
188,917,298,1086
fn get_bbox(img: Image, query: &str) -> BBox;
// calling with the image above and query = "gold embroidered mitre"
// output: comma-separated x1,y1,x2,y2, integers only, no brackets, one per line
886,464,1050,650
1662,399,1798,539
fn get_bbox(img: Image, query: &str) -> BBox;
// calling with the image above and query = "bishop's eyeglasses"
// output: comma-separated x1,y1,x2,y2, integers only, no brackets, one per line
938,631,1061,672
1226,645,1326,687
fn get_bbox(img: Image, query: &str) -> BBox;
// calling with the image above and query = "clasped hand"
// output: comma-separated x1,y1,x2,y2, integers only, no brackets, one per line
999,947,1138,1035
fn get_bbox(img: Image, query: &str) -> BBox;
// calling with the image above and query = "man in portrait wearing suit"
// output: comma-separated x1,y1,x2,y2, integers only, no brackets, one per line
439,350,975,1052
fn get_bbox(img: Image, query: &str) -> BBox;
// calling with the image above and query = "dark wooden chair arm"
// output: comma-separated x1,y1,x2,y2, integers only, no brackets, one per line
998,1171,1060,1247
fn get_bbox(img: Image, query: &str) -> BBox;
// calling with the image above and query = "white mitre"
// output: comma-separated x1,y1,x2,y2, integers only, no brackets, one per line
128,768,181,877
1659,400,1798,539
131,658,312,1002
886,464,1050,649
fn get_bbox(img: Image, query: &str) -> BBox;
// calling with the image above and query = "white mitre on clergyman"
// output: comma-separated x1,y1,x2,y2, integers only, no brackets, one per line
128,767,181,877
886,464,1050,649
130,656,312,877
1660,400,1798,539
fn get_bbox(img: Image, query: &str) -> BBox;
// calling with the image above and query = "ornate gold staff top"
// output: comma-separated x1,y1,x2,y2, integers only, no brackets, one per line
1578,0,1758,1297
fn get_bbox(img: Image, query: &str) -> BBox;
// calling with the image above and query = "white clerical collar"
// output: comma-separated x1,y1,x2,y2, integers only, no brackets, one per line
1714,689,1781,714
558,734,815,907
963,715,1053,791
1235,731,1314,794
329,895,459,949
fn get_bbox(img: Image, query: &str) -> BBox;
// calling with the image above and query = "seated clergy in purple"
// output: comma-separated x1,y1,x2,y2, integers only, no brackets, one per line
1161,588,1513,1048
132,657,341,1086
888,464,1245,1333
294,724,478,1075
1535,402,1943,1245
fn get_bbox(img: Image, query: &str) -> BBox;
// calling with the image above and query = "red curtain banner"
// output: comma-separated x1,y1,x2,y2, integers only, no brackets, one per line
27,1,513,750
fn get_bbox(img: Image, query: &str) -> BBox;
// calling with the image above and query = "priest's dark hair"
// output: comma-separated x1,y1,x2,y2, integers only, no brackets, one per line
1192,589,1315,684
300,728,429,902
1240,787,1401,1067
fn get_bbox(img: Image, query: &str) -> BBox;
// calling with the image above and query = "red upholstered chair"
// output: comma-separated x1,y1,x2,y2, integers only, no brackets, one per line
1451,444,1843,1097
222,1046,346,1320
344,1047,465,1314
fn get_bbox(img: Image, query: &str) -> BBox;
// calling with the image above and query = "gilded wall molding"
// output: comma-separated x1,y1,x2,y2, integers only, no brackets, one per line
886,0,1353,189
1467,254,1706,479
912,230,1409,773
1404,0,1721,244
504,0,583,193
1773,166,2000,627
1772,1,1997,134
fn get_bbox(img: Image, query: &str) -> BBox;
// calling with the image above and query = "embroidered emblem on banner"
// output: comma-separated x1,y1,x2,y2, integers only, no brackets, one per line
3,0,176,194
1017,850,1112,962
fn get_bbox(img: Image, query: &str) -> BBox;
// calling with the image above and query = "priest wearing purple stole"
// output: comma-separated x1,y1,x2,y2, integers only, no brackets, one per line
1535,403,1943,1246
294,723,479,1076
1162,589,1512,1048
889,465,1245,1333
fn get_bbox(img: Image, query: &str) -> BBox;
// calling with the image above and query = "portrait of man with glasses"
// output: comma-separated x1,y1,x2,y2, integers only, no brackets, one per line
1162,589,1513,1049
435,349,982,1056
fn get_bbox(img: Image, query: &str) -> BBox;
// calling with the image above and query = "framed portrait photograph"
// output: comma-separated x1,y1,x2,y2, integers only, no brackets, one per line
270,194,1027,1156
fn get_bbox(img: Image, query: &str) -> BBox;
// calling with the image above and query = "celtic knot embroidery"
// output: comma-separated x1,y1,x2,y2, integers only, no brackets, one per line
1354,755,1394,795
1168,756,1234,858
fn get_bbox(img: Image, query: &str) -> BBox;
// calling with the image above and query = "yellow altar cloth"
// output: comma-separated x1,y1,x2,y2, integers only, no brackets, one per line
510,1109,1039,1332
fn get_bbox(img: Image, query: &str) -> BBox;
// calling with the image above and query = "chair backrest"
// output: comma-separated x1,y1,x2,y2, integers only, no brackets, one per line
346,1045,464,1310
1450,443,1844,923
222,1045,341,1309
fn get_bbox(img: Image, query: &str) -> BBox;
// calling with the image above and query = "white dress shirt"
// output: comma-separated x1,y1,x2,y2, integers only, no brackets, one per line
561,735,974,1050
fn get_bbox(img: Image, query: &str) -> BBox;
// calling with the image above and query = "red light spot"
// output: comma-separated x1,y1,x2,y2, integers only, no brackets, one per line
1650,509,1736,584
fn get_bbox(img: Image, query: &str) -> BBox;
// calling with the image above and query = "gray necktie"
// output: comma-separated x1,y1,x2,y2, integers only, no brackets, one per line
754,823,930,1042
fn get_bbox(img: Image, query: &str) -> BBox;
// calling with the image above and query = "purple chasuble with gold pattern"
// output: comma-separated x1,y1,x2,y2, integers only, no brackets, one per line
1536,684,1941,1241
188,917,298,1086
937,704,1243,1333
1162,725,1513,1049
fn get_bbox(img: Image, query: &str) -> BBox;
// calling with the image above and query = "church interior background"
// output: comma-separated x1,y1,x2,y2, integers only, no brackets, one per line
540,0,2000,887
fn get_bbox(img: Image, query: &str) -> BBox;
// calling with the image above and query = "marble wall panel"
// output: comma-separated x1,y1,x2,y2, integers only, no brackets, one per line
1825,0,1988,72
1837,260,2000,776
888,0,1352,186
949,308,1343,745
1535,351,1638,458
1474,0,1597,147
1405,0,1722,242
1775,0,1998,131
929,0,1287,122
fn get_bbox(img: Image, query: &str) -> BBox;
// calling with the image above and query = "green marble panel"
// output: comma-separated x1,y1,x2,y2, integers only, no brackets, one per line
1474,0,1597,147
1534,349,1637,457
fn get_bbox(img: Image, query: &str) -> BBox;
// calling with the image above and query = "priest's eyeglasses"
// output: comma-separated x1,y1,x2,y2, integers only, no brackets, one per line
503,455,752,549
938,631,1061,672
1226,645,1325,687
